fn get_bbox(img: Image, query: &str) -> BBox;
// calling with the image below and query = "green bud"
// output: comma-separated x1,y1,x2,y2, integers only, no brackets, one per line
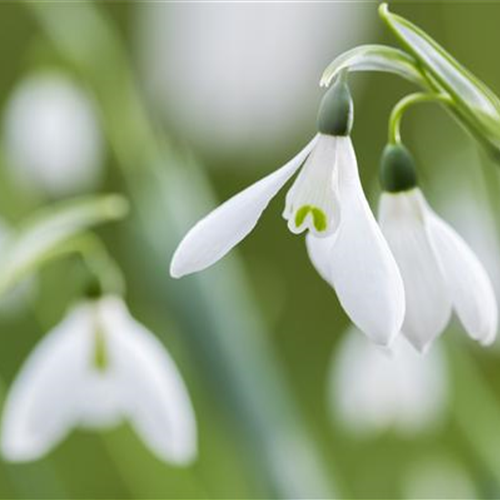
317,78,354,136
379,143,418,192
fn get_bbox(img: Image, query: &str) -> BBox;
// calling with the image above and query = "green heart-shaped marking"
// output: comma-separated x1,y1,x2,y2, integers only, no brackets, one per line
295,205,327,232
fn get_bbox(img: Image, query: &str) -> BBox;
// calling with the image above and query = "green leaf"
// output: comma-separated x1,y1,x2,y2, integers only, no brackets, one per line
379,3,500,160
0,194,128,295
320,44,428,88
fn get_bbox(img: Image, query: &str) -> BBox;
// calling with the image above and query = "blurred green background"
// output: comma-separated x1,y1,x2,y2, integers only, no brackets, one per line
0,1,498,498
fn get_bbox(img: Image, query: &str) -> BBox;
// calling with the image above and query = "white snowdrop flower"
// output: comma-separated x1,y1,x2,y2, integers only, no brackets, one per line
378,144,498,352
1,296,197,465
3,72,103,197
330,327,448,436
171,80,405,346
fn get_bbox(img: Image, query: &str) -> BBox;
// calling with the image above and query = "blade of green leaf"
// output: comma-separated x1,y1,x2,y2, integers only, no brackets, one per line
379,3,500,160
0,194,128,295
320,44,428,88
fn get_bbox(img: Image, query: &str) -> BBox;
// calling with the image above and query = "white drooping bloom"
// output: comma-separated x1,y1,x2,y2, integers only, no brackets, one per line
1,296,197,465
171,133,405,346
379,187,498,352
3,72,103,197
330,328,447,436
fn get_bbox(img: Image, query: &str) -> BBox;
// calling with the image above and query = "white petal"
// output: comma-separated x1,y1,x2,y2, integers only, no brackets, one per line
283,134,340,237
74,373,123,430
428,213,498,345
378,190,452,352
308,137,405,346
170,136,318,278
100,297,197,465
306,231,335,288
1,303,92,462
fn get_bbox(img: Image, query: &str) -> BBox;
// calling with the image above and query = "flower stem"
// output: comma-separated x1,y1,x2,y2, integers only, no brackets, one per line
388,92,453,144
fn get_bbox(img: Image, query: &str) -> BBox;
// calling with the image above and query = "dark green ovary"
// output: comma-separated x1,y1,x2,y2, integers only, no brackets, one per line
295,205,327,232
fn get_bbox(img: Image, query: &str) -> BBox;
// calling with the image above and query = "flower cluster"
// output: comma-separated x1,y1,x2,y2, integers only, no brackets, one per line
171,75,498,353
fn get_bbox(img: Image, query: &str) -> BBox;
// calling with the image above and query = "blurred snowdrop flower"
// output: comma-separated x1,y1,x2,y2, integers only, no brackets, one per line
379,144,498,353
1,296,197,465
3,72,103,197
330,328,448,436
171,81,405,346
136,1,373,159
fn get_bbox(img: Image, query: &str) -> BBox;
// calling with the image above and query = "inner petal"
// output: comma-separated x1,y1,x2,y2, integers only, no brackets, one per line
283,134,340,237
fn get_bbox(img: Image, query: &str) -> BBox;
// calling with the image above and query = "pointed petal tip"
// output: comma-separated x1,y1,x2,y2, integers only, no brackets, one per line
169,260,183,279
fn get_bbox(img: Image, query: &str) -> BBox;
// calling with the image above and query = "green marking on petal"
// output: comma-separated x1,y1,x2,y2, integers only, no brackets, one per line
93,326,109,372
295,205,311,228
311,207,327,232
294,205,328,232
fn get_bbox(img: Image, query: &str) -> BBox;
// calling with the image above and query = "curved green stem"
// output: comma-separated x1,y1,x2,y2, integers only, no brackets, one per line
58,233,125,296
388,92,454,144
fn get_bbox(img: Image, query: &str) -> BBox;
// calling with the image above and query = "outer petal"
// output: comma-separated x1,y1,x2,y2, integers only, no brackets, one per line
1,304,92,462
100,297,197,465
170,136,318,278
308,137,405,346
378,190,452,352
428,213,498,345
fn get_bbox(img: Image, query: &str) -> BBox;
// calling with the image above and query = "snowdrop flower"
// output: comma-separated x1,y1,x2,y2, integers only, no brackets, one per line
1,295,197,465
3,72,103,197
378,144,498,352
171,79,405,346
330,328,447,436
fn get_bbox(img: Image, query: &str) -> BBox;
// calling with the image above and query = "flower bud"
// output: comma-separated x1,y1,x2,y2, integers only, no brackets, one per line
379,143,418,192
317,78,354,137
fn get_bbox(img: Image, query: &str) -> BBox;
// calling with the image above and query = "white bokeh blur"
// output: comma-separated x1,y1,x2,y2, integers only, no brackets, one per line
3,72,104,197
135,2,375,162
329,328,448,436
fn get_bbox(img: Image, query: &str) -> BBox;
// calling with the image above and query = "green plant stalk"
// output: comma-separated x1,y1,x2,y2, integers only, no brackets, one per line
23,2,338,497
388,92,453,144
379,3,500,161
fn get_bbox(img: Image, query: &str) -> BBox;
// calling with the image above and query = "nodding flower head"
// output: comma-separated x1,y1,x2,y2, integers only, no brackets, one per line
0,296,197,465
170,79,405,346
378,144,498,352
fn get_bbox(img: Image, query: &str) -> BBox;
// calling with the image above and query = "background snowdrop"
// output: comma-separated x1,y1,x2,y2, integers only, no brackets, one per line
329,327,448,436
135,1,374,161
1,296,197,465
3,72,104,197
